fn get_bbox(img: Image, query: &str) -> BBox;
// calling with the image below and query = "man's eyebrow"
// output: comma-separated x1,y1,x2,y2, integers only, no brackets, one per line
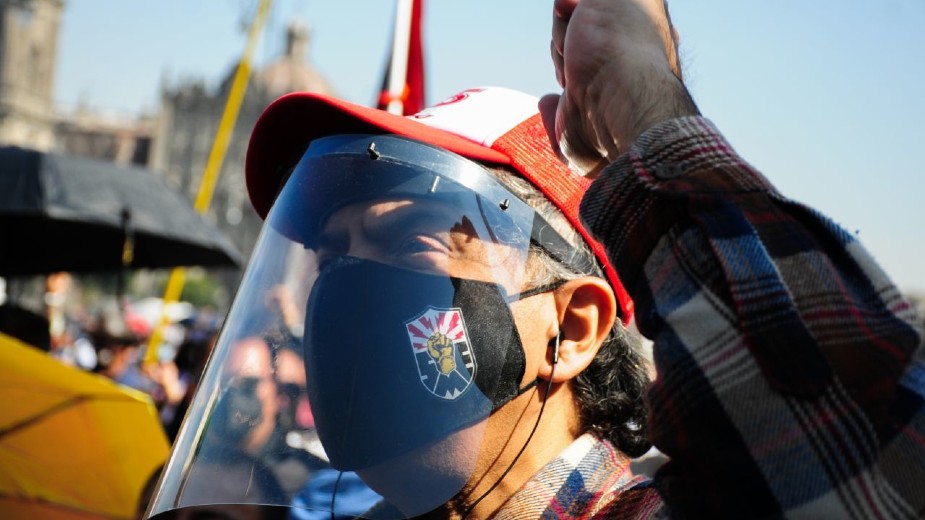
363,201,458,239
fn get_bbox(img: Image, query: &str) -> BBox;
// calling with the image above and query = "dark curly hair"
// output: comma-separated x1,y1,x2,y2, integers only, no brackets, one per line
490,166,652,458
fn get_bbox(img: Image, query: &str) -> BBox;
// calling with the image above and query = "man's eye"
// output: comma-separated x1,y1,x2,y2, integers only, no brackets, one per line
388,234,451,272
393,236,443,256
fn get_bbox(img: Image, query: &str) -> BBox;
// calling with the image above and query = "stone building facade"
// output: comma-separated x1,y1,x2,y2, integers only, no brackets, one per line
0,0,63,151
149,21,335,262
0,7,334,276
0,3,334,266
55,110,154,166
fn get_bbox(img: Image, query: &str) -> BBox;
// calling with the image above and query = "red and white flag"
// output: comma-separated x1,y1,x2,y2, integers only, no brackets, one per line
377,0,426,115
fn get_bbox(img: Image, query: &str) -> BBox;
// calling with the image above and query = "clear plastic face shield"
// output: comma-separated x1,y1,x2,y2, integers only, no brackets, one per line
147,135,593,520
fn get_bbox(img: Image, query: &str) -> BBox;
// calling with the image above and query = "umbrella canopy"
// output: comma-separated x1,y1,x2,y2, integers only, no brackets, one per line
0,332,170,519
0,146,243,276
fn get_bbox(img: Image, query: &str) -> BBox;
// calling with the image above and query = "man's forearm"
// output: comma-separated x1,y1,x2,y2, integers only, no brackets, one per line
580,116,925,517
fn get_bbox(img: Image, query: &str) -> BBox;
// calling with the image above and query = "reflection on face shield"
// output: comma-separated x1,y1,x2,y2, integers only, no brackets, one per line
212,376,264,447
273,134,592,276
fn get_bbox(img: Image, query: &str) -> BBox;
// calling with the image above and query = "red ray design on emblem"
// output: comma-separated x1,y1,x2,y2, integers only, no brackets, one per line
446,312,464,340
436,311,447,332
407,323,427,339
420,316,433,332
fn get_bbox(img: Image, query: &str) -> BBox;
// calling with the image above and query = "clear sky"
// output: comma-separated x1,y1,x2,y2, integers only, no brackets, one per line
54,0,924,293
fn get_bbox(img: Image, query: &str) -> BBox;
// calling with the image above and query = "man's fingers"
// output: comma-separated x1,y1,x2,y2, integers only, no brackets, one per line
550,40,565,87
553,0,579,22
538,93,562,158
539,93,608,177
558,130,610,178
546,0,688,174
551,2,570,69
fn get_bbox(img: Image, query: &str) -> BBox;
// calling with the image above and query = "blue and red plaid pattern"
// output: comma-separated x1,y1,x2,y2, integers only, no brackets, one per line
494,434,659,519
578,117,925,518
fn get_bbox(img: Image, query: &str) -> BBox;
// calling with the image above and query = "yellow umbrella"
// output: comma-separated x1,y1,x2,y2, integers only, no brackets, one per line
0,332,170,519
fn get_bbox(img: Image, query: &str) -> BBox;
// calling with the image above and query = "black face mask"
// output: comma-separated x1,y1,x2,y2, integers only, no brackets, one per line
304,256,533,471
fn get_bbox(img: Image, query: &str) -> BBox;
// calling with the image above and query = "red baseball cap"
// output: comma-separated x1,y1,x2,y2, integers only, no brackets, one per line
245,87,632,320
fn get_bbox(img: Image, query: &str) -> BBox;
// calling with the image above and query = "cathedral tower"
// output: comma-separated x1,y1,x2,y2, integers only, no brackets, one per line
0,0,64,150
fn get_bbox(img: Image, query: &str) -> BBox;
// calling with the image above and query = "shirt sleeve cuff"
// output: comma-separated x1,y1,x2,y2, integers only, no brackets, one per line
578,116,778,296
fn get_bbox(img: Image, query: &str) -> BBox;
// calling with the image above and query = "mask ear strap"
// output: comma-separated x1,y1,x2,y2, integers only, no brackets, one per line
513,378,539,397
506,279,568,303
463,331,561,519
507,331,561,402
501,294,562,399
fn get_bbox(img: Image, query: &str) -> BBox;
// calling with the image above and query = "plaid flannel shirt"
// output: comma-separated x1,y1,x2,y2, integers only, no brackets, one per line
578,117,925,519
363,435,662,519
494,433,659,519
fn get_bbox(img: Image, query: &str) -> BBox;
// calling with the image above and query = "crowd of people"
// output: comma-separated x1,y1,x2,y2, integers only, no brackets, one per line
0,272,223,439
0,271,386,519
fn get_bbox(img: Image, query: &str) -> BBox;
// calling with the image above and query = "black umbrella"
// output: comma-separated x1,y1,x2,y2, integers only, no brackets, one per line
0,146,244,276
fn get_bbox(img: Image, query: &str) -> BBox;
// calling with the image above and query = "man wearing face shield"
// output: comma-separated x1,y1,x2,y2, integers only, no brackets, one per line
148,1,925,519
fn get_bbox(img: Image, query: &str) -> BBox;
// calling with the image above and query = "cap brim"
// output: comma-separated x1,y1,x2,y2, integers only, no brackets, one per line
246,92,512,219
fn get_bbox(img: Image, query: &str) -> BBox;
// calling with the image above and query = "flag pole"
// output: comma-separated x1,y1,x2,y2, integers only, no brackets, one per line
385,0,414,114
145,0,273,363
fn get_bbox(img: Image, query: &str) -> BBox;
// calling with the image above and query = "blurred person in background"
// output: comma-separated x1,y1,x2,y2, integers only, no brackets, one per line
165,315,221,442
43,272,98,370
95,322,184,417
269,346,383,518
262,346,318,495
49,319,98,371
177,335,287,507
0,302,51,351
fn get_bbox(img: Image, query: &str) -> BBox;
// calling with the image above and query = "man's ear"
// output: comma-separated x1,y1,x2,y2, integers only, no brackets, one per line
539,276,616,382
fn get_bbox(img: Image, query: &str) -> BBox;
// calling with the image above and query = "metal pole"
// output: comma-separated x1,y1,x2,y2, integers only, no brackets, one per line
386,0,413,114
145,0,274,363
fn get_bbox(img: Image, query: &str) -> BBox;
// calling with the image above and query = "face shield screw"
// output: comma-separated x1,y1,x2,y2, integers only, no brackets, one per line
367,142,381,160
499,199,510,211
